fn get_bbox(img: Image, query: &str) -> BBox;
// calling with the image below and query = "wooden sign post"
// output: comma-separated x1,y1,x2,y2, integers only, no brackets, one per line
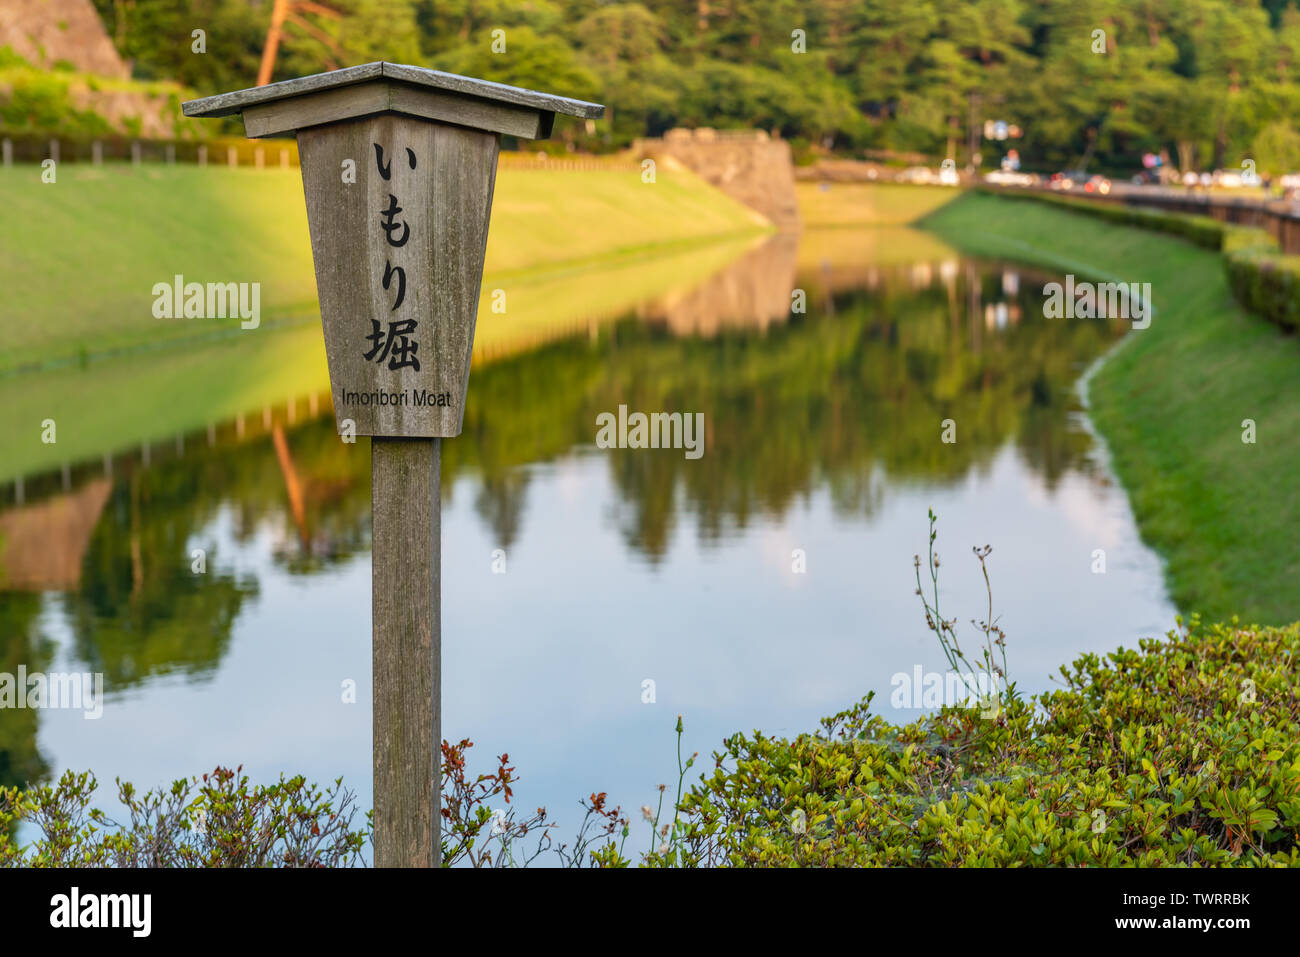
183,63,602,867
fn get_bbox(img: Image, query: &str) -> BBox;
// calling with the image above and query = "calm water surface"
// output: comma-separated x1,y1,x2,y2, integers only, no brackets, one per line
0,229,1177,859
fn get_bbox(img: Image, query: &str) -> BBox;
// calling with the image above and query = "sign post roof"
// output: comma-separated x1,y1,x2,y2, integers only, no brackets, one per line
183,61,604,139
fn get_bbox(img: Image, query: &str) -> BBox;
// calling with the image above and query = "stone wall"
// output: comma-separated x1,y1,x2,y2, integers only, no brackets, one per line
636,128,801,230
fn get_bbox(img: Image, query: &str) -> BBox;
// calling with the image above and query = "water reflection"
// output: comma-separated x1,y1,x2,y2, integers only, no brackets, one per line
637,233,799,335
0,593,48,792
0,230,1174,848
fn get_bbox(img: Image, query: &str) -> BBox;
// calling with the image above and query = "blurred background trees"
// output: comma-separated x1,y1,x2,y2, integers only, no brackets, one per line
73,0,1300,170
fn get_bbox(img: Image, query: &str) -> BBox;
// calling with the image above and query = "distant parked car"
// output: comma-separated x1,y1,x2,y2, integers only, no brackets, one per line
1084,175,1111,195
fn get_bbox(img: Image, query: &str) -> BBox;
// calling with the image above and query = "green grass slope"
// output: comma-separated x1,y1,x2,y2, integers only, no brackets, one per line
0,162,767,374
795,181,960,226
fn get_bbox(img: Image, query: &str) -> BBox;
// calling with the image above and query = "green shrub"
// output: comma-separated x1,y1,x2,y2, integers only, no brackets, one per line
0,45,32,69
670,618,1300,867
0,766,369,867
0,68,112,136
0,66,201,138
0,742,630,868
1221,224,1279,256
1225,248,1300,333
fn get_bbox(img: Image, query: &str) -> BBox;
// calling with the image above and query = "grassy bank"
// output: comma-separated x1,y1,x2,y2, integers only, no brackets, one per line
0,162,767,374
923,190,1300,625
795,181,959,226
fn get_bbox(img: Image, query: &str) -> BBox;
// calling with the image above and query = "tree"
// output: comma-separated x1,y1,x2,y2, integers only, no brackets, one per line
1251,120,1300,174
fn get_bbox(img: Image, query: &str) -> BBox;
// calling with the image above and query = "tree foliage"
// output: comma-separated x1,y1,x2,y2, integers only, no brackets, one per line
89,0,1300,168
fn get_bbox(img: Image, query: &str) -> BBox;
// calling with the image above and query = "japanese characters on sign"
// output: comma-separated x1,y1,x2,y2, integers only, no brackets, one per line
365,142,420,372
293,115,506,438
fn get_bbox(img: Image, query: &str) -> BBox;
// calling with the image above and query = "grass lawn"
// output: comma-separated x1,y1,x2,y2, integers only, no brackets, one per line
488,167,768,276
923,190,1300,625
0,162,766,374
795,181,960,226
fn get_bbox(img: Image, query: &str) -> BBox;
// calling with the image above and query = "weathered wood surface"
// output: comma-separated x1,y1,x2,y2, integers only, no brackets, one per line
242,80,550,139
372,436,440,868
182,61,604,121
298,114,498,438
